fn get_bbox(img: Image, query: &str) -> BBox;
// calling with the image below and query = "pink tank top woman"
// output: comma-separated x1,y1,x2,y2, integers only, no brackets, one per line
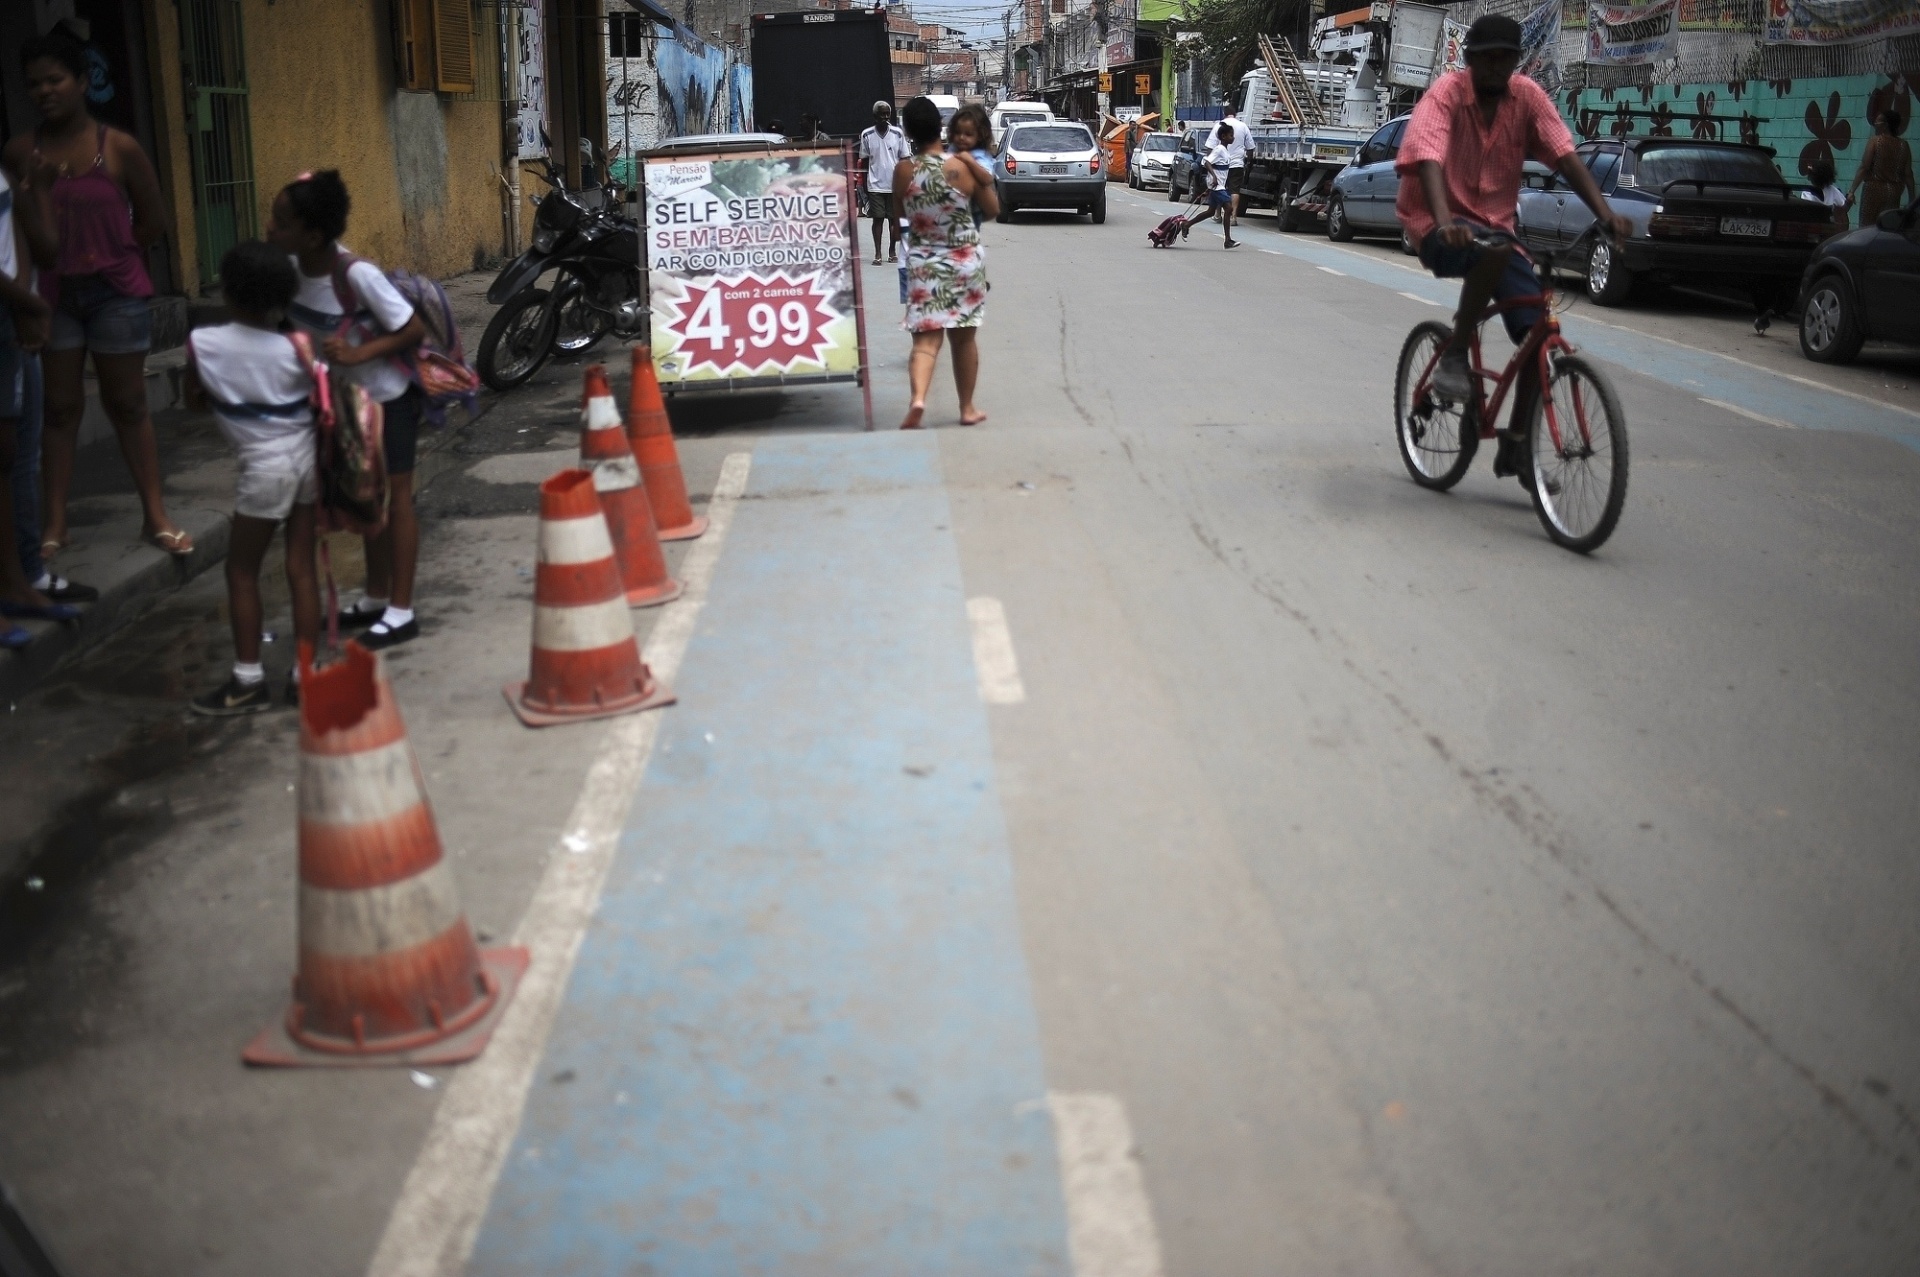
35,124,153,304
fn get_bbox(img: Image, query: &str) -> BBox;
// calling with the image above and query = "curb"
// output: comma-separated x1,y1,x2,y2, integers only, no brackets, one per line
0,506,232,708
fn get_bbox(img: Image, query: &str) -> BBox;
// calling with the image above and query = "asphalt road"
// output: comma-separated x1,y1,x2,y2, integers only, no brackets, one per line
2,186,1917,1276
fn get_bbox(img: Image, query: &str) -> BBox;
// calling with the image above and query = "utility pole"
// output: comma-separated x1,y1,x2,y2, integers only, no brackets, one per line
1095,0,1109,120
1003,6,1013,104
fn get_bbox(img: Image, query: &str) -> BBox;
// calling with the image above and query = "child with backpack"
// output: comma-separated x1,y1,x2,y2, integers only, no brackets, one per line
184,241,321,715
269,170,428,650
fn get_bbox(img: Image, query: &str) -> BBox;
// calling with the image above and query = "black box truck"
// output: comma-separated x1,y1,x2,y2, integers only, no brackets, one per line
749,11,894,140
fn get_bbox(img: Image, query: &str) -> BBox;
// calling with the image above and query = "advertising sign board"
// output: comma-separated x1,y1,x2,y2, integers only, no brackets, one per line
643,146,869,411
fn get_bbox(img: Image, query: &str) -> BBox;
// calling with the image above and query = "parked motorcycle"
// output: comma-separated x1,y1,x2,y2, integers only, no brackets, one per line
477,157,645,391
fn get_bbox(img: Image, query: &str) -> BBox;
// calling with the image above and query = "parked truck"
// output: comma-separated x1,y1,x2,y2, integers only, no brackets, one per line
1230,2,1447,230
749,11,895,140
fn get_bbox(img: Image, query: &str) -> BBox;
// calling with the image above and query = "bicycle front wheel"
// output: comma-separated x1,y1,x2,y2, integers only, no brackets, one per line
1394,321,1477,490
1527,355,1628,553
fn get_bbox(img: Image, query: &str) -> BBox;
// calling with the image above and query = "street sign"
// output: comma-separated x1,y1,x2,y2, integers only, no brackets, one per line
1097,72,1112,92
1134,73,1152,94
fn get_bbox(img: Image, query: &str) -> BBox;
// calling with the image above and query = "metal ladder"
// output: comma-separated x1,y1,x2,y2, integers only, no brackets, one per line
1257,33,1326,128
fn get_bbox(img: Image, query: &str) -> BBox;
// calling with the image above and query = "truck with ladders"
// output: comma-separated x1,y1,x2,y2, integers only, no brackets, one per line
1228,2,1447,230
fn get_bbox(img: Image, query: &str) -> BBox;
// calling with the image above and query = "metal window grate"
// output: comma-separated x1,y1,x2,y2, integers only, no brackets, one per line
179,0,257,291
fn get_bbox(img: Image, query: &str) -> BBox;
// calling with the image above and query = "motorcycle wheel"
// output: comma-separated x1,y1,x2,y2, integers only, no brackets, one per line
478,288,555,391
552,287,612,356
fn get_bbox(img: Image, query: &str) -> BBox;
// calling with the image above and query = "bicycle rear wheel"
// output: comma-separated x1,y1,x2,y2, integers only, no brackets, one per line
1394,322,1478,490
1527,355,1628,553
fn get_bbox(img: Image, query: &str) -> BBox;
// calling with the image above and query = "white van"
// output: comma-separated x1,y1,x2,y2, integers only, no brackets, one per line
925,94,963,129
988,102,1054,152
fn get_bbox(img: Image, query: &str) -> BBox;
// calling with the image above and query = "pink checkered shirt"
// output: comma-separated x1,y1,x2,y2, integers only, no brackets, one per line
1394,71,1575,245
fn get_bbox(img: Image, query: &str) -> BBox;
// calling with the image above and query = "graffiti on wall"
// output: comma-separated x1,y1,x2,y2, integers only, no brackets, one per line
514,8,548,160
1561,71,1913,183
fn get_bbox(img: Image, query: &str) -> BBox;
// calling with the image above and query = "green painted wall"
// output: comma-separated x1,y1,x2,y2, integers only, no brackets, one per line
1557,71,1914,191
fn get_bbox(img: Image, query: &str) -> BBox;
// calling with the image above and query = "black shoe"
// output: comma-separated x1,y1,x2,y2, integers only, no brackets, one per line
1224,237,1240,249
40,575,99,603
338,599,386,629
1432,346,1474,402
191,677,272,717
359,617,419,650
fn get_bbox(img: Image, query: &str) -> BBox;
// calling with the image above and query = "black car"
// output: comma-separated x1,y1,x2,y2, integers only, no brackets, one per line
1516,137,1833,307
1164,126,1217,205
1797,200,1920,363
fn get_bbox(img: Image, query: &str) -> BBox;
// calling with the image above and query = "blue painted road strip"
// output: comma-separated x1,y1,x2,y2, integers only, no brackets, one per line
469,432,1071,1277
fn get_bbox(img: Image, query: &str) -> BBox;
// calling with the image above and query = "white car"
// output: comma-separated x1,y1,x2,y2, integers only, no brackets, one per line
1128,132,1180,190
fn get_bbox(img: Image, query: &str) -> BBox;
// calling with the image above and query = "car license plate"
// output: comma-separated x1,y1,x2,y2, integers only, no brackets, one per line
1720,216,1771,237
1039,163,1069,175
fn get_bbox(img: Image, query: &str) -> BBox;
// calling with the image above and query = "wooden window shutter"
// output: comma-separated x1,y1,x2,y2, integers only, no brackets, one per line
432,0,476,94
396,0,434,90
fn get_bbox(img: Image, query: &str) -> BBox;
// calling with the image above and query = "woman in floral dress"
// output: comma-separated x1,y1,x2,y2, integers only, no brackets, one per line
892,96,997,429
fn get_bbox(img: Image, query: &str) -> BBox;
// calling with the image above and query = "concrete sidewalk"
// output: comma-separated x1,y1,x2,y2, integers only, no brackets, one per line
0,271,500,706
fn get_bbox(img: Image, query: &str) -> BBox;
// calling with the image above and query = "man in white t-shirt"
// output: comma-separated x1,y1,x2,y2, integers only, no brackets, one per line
1205,109,1256,214
857,101,911,264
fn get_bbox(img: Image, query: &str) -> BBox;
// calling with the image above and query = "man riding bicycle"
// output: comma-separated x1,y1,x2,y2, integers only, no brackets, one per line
1395,14,1631,476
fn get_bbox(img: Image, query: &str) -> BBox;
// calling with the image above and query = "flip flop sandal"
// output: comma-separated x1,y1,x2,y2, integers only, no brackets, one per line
146,529,195,557
0,625,31,651
0,600,82,624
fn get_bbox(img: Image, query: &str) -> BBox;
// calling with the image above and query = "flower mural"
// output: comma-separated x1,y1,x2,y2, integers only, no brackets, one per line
1800,92,1852,178
1649,101,1676,136
1691,92,1720,140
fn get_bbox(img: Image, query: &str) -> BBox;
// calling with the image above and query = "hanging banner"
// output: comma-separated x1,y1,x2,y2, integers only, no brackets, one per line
1518,0,1562,89
1764,0,1920,45
511,5,547,160
1586,0,1681,64
645,148,864,388
1441,17,1470,72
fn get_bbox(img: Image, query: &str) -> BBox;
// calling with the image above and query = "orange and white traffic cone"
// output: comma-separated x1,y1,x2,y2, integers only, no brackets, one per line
579,364,680,607
244,641,528,1067
628,345,707,541
504,468,675,727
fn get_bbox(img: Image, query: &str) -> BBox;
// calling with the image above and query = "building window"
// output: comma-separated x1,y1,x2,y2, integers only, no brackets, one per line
394,0,475,94
608,13,646,58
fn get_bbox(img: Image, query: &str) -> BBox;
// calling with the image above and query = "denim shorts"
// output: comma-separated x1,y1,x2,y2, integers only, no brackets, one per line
382,384,423,476
0,308,23,418
49,275,153,355
1418,226,1544,344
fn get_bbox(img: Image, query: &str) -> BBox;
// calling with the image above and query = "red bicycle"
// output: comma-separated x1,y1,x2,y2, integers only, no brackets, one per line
1393,235,1629,553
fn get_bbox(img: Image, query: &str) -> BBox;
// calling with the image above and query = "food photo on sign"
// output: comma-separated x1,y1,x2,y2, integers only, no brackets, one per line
644,151,862,385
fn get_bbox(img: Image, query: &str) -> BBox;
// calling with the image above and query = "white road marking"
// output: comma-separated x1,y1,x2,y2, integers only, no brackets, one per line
364,452,754,1277
1049,1092,1166,1277
968,596,1027,705
1699,396,1799,429
1316,265,1346,276
1398,291,1444,306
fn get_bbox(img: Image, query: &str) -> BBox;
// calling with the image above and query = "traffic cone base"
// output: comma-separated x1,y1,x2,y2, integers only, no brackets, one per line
503,675,675,727
242,947,528,1068
245,641,527,1068
658,513,707,542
